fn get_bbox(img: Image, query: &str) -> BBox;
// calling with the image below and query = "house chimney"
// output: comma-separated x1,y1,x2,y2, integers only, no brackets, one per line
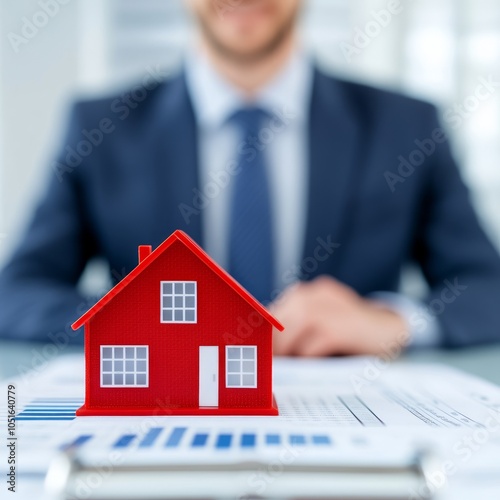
138,245,152,264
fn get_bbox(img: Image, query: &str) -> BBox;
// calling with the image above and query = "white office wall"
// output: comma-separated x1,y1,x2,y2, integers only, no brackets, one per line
1,0,500,268
454,0,500,244
0,0,79,264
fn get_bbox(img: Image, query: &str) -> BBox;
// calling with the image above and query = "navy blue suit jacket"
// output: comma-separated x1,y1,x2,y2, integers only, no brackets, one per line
2,68,500,347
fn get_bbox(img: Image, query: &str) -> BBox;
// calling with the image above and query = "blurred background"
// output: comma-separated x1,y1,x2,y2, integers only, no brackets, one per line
1,0,500,295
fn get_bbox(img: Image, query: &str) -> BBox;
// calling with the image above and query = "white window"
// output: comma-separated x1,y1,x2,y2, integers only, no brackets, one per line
100,346,149,387
161,281,197,323
226,346,257,388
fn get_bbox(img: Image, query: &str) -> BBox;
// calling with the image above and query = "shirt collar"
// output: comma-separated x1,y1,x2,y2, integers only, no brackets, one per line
184,46,313,130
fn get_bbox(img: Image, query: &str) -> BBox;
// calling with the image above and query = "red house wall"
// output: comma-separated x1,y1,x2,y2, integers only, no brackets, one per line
85,240,273,411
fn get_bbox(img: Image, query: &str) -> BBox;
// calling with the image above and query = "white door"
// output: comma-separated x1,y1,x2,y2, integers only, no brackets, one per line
199,346,218,407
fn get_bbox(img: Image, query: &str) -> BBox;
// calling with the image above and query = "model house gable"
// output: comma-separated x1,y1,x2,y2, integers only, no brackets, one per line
73,230,283,332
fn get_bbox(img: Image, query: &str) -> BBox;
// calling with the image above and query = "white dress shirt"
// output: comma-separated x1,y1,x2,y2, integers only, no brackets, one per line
184,48,439,348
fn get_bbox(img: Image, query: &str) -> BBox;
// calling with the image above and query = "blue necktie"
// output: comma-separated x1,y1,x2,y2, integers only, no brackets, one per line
228,108,274,304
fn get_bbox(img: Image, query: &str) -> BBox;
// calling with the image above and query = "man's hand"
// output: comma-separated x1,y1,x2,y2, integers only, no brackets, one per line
271,276,409,357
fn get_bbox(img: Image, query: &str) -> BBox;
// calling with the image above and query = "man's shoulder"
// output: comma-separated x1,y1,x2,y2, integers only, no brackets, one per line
68,70,186,127
314,67,438,121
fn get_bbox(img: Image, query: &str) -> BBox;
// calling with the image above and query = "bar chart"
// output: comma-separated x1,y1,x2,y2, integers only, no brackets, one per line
15,398,83,421
61,425,340,453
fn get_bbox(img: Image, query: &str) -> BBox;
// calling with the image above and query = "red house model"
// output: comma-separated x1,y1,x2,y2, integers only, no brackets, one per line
72,230,284,416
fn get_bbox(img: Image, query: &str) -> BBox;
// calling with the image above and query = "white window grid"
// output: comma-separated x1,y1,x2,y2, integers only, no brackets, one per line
100,345,149,388
160,281,197,324
226,346,257,388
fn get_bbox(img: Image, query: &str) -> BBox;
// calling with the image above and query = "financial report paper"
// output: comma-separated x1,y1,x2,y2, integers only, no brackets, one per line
2,354,500,499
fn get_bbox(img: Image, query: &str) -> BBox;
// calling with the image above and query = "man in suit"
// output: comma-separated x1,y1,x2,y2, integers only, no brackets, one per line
1,0,500,354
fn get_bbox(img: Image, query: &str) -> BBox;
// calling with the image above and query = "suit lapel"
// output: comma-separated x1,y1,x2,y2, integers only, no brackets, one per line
302,70,361,277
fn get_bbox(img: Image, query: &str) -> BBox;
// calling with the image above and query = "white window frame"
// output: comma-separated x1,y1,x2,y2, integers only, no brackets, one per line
226,346,257,389
160,281,197,324
100,345,149,388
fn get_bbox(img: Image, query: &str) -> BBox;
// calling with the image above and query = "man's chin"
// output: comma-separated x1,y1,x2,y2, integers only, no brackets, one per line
201,26,295,65
212,39,283,64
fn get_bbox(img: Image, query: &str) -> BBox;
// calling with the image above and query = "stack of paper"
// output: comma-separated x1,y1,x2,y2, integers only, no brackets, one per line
2,355,500,499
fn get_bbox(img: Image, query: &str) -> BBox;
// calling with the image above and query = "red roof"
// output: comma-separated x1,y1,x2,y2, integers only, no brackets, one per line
72,230,284,332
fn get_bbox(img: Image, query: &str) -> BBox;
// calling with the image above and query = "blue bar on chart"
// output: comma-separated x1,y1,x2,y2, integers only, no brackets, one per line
17,412,75,417
22,406,79,410
139,428,163,448
215,434,232,449
165,427,186,448
16,417,75,421
61,435,93,450
16,408,79,419
289,435,306,446
29,400,84,405
192,433,209,447
265,434,281,445
241,434,256,448
312,435,331,445
114,434,136,448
